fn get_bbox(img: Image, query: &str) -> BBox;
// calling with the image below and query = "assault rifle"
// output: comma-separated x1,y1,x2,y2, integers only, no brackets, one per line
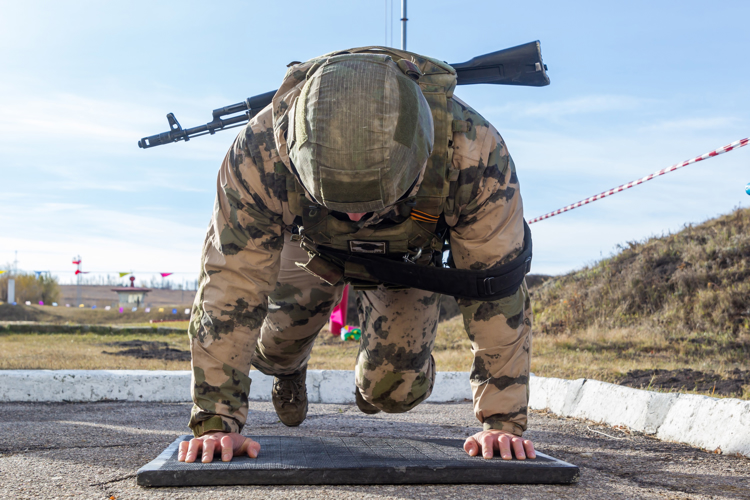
138,41,549,149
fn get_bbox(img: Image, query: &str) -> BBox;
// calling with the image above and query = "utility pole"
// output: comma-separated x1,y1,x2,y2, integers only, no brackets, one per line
400,0,407,51
385,0,388,46
73,255,81,306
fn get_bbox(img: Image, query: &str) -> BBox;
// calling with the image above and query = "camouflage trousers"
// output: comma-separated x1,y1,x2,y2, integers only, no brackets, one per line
251,231,439,412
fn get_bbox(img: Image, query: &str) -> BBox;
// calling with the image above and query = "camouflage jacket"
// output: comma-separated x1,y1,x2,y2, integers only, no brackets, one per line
188,89,532,437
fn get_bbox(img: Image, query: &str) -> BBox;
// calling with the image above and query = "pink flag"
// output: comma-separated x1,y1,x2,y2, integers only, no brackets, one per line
329,285,349,336
75,270,89,275
160,272,173,278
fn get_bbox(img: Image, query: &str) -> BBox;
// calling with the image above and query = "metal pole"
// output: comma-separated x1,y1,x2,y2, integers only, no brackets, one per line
400,0,407,51
75,255,81,306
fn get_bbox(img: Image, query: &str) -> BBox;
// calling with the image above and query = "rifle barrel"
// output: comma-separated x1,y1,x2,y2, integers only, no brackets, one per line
138,90,276,148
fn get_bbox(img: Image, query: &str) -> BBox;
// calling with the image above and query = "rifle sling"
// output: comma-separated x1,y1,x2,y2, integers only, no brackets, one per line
316,221,532,301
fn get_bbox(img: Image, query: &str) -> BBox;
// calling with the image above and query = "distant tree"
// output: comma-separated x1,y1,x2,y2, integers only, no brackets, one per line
0,272,60,304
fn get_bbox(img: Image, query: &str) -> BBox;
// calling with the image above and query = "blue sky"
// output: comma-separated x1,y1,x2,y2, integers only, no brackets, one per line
1,0,748,285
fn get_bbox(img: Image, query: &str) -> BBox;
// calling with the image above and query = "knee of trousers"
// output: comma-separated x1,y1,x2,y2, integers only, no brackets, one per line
356,356,436,413
251,338,313,377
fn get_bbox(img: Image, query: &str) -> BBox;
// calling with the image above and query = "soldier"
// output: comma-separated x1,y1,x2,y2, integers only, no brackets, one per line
178,47,535,465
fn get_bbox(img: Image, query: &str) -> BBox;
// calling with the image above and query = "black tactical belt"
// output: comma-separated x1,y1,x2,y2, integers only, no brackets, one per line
317,221,532,301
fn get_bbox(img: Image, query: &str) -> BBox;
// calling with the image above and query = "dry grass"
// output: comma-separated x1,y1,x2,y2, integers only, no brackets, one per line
0,320,474,372
0,303,192,325
0,332,192,371
532,324,749,383
2,317,747,399
124,321,191,329
533,207,750,338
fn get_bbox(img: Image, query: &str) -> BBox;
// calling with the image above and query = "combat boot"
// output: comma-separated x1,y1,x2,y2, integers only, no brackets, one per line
272,370,308,427
355,386,381,415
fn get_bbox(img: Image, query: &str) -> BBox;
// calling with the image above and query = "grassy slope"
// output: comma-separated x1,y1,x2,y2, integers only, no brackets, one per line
534,207,750,337
530,207,750,395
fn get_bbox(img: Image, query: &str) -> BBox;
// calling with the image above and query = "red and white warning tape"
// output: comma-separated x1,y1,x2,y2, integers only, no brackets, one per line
528,137,750,225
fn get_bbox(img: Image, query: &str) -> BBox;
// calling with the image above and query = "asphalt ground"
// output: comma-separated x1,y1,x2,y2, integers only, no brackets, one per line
0,401,748,499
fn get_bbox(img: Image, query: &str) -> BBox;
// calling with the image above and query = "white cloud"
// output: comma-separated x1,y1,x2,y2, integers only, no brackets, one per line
0,91,157,141
0,86,231,195
0,81,239,163
0,200,207,282
640,116,744,132
484,94,652,122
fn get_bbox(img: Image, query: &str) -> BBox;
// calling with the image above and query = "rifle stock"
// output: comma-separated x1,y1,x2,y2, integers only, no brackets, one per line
138,41,549,149
452,41,549,87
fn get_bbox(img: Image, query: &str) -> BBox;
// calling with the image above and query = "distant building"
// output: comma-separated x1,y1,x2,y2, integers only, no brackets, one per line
111,276,151,308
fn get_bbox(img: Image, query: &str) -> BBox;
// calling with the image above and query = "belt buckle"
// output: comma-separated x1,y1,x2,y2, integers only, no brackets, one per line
482,277,494,296
402,247,422,264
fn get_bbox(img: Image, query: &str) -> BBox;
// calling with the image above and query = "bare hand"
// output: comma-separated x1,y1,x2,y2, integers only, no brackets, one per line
178,431,261,463
464,429,536,460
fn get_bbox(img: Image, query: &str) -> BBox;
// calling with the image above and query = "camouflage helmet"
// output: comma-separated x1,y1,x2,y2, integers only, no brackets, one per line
287,53,434,213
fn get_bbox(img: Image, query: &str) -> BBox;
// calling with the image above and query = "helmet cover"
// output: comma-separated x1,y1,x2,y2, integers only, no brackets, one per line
288,53,434,213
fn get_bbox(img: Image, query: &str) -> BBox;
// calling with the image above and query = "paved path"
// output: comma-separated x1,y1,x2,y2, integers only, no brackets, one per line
0,401,748,499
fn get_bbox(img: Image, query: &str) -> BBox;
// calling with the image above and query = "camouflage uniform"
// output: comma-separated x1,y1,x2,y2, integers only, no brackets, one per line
188,57,532,439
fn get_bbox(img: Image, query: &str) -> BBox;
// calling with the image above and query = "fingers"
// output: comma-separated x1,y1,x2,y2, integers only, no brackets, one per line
220,435,234,462
180,433,261,464
523,439,536,459
464,431,537,461
481,433,496,459
238,437,260,458
202,437,216,463
463,436,479,457
511,436,526,460
184,438,202,463
497,434,512,460
246,439,261,458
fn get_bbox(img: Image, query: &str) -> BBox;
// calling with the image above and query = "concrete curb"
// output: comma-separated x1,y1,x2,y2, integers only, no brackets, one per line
528,376,750,457
1,370,747,457
0,370,192,402
0,370,464,405
0,323,184,335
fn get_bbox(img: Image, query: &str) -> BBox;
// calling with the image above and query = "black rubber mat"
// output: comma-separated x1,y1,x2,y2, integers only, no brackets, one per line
137,435,579,486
